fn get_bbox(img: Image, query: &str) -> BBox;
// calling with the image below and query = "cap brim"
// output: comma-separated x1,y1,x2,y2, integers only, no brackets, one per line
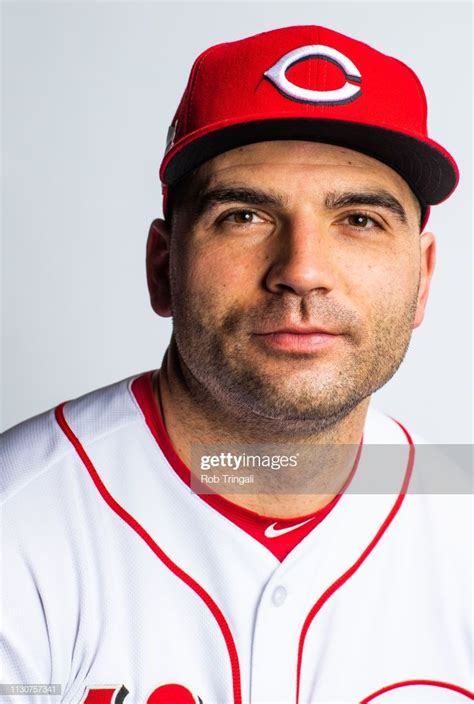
161,118,459,209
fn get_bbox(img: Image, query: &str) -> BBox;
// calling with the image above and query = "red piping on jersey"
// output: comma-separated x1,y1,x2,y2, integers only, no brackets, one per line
360,679,474,702
295,419,415,704
54,403,242,704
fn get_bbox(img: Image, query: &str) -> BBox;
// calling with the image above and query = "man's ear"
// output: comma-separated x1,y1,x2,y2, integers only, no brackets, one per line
412,231,436,329
146,218,172,317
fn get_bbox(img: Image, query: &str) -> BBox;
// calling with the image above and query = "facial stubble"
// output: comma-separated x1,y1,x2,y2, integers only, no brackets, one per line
169,271,419,435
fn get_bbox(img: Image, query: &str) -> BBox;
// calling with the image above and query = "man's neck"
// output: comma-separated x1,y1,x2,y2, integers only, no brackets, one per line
154,341,370,518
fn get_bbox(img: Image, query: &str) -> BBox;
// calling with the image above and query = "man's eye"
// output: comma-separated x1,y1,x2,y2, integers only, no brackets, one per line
220,209,266,225
343,213,381,229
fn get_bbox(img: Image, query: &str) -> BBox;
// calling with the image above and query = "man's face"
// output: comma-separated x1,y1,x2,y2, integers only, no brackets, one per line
161,141,432,430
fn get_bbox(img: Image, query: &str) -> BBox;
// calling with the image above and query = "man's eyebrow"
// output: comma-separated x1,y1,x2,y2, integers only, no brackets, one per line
195,186,288,217
325,190,408,224
194,185,409,225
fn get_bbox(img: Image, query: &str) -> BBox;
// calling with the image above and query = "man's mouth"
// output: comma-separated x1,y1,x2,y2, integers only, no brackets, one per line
252,326,341,353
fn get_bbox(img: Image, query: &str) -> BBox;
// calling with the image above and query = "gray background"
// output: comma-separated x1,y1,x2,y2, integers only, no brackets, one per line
2,0,472,441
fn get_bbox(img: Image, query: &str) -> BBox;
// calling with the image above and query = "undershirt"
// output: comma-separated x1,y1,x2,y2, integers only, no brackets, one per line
131,370,363,561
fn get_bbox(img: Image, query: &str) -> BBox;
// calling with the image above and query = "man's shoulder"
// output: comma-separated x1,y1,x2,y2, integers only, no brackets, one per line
0,372,147,506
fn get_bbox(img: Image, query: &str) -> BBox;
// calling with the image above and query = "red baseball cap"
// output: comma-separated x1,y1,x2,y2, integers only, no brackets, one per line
159,25,459,229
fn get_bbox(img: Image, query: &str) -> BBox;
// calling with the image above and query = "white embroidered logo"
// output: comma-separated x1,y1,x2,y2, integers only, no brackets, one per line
264,44,362,105
264,518,316,538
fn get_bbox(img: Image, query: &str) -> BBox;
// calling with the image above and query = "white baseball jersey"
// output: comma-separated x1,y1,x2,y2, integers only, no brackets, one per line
1,372,472,704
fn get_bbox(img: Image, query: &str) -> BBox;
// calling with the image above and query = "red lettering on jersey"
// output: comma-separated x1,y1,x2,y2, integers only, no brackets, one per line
147,684,200,703
81,684,202,703
80,685,129,704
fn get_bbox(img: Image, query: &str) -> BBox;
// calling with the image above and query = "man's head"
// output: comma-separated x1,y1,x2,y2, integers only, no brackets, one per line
148,139,434,431
147,26,457,433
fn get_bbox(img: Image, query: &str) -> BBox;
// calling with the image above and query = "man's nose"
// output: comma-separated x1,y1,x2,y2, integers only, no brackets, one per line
265,212,338,296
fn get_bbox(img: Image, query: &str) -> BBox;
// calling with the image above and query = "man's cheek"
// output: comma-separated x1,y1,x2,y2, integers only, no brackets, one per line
191,262,256,302
354,259,412,303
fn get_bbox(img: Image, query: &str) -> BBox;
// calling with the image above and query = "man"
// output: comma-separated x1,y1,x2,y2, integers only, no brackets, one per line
1,25,472,704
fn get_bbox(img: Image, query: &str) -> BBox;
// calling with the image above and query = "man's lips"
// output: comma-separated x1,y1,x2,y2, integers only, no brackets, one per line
256,325,336,335
252,326,341,353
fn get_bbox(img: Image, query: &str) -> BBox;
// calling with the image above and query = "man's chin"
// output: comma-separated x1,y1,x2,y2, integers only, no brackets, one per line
231,383,364,425
238,399,365,436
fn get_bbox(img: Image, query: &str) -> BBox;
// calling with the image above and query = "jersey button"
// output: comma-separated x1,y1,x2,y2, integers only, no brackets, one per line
272,585,287,607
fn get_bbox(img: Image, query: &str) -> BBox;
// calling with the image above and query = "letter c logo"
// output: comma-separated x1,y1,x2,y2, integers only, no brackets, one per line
264,44,362,105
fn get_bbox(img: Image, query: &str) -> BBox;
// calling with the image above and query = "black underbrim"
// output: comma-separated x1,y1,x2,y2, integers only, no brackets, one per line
163,119,458,220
